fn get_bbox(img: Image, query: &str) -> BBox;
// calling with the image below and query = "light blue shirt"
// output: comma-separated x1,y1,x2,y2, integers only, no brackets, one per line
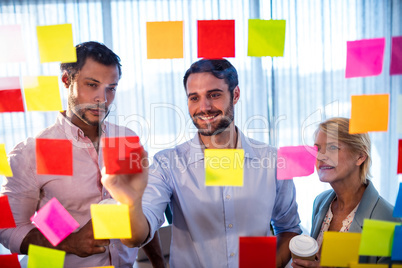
142,129,301,268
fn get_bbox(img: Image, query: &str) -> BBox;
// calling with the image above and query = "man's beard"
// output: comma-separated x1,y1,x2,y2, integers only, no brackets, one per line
191,101,234,136
68,94,109,126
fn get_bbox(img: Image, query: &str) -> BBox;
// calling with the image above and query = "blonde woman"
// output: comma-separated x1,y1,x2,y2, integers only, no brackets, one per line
292,117,400,268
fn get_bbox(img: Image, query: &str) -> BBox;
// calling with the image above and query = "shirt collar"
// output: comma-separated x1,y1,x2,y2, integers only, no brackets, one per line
56,111,107,141
187,127,258,165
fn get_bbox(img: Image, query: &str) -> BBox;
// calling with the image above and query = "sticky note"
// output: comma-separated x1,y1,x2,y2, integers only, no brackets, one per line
0,195,16,228
102,136,143,174
91,204,131,239
393,265,402,268
392,225,402,261
146,21,183,59
247,19,286,57
27,244,65,268
36,138,73,176
197,20,235,58
23,76,62,111
0,254,20,268
36,24,76,63
345,38,385,78
398,96,402,134
390,36,402,75
349,94,389,134
0,144,13,177
394,182,402,217
277,146,317,180
398,141,402,175
349,263,388,268
83,267,114,268
239,236,276,268
0,77,24,113
205,149,244,186
30,197,79,246
320,231,361,267
0,25,26,62
359,219,401,256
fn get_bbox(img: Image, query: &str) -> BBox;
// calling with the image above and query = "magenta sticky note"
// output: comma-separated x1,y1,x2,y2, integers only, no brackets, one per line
345,38,385,78
30,197,79,246
390,36,402,75
277,146,317,180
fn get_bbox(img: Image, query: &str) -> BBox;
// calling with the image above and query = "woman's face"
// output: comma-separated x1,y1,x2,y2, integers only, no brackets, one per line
314,130,364,184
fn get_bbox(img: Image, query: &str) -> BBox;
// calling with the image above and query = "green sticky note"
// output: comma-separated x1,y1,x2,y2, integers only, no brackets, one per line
320,231,361,267
205,149,244,187
36,23,76,63
27,244,65,268
91,204,132,239
359,219,401,256
247,19,286,57
23,76,62,111
0,144,12,177
398,95,402,134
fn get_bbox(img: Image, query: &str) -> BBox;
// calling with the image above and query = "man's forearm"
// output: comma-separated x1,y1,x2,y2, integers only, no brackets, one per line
142,231,166,268
20,228,54,254
276,232,299,268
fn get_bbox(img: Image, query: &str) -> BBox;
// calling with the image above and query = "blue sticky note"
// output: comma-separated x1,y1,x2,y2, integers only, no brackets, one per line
392,225,402,261
394,183,402,217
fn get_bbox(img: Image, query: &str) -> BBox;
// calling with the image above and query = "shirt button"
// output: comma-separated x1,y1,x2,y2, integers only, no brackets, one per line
103,192,107,196
230,253,235,257
228,224,233,228
226,195,231,200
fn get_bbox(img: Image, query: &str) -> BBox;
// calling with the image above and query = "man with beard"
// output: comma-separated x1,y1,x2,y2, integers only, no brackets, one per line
101,59,302,267
0,41,164,268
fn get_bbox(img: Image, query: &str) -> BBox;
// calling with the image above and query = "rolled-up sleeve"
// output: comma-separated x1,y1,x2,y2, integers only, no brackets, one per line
141,154,172,245
0,139,39,253
271,178,302,235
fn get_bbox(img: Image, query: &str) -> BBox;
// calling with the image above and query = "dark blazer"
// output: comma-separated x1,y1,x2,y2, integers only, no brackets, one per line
310,180,401,264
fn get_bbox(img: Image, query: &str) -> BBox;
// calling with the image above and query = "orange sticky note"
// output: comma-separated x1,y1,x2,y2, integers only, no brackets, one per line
23,76,62,111
349,94,389,134
36,139,73,176
36,23,76,63
0,24,26,62
146,21,183,59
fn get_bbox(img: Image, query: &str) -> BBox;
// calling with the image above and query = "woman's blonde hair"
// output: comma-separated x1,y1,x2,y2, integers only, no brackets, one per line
315,117,371,184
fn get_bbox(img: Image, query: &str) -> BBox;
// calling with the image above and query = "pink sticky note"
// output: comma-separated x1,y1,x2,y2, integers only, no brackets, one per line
277,146,317,180
390,36,402,75
0,25,26,62
30,198,79,246
345,38,385,78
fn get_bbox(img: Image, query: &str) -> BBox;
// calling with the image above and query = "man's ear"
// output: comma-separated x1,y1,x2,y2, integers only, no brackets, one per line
61,71,70,88
233,86,240,105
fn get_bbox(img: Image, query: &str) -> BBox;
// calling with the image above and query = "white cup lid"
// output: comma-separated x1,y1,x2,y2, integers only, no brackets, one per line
289,235,319,257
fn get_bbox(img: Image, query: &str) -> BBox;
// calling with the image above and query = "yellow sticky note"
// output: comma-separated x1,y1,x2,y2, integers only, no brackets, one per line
398,95,402,134
205,149,244,187
392,265,402,268
0,144,13,177
36,23,76,63
27,244,65,268
146,21,183,59
320,231,361,267
0,25,26,62
350,94,389,134
247,19,286,57
91,204,132,239
359,219,401,256
23,76,62,111
349,263,388,268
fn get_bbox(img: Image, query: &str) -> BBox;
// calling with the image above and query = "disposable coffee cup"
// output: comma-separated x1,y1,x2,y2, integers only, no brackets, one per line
289,235,319,261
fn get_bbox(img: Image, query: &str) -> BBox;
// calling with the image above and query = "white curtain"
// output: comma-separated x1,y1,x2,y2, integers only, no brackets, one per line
0,0,401,255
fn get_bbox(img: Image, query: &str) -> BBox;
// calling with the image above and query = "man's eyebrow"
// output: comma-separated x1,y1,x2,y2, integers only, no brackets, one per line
84,77,118,86
207,89,224,93
187,92,198,97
